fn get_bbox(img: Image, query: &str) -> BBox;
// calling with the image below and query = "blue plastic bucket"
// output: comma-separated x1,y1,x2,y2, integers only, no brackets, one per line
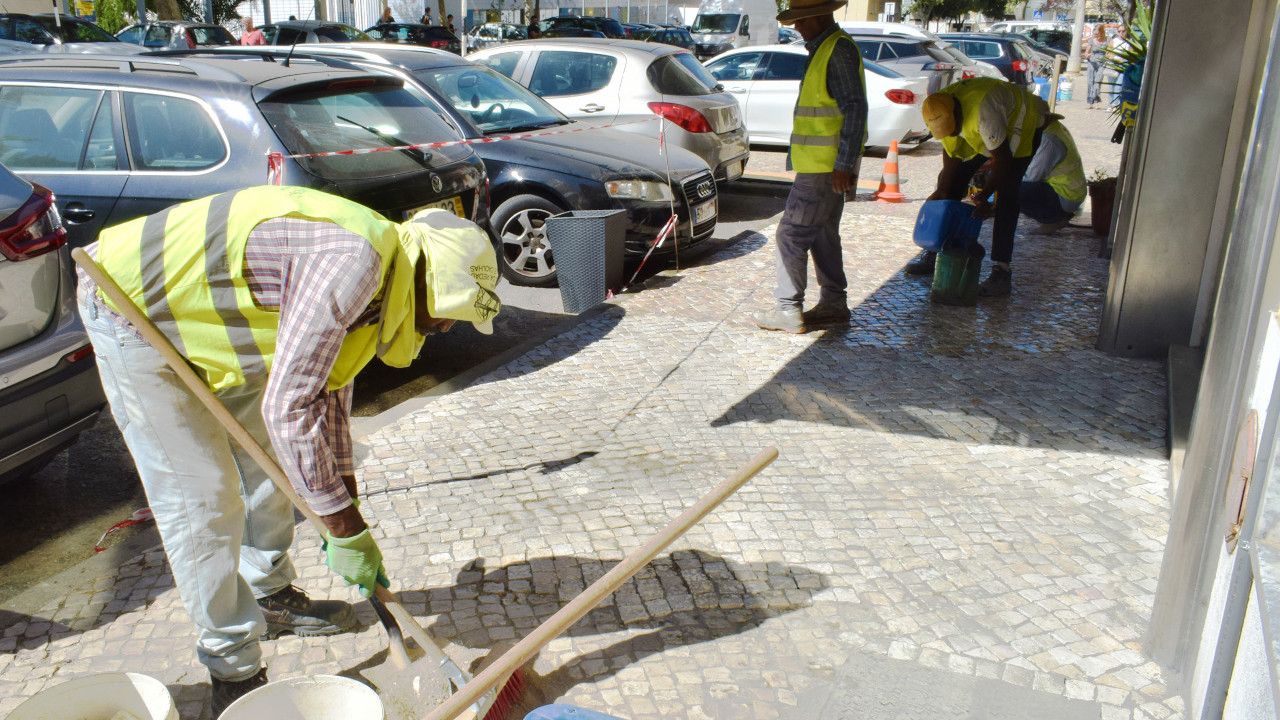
913,200,983,252
1033,77,1050,100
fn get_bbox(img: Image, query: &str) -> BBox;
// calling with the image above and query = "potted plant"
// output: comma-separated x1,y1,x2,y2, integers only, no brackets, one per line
1088,168,1117,237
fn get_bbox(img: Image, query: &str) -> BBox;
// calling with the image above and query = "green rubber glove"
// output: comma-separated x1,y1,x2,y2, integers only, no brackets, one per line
324,528,390,598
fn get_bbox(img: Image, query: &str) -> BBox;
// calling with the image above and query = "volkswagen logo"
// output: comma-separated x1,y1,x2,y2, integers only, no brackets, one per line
695,180,714,199
431,175,443,193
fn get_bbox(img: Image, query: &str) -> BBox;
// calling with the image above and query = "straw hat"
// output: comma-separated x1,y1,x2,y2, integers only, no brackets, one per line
777,0,848,25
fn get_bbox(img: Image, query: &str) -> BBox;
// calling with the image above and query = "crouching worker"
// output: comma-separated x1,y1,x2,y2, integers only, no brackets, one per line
76,186,501,717
1019,119,1086,233
906,78,1052,297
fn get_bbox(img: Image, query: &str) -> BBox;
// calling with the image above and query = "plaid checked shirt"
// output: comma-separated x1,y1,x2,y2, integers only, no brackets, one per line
80,218,383,515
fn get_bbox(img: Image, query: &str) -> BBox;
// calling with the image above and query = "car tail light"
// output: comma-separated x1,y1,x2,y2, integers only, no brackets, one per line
1012,60,1029,72
64,345,94,364
961,70,976,79
647,102,713,133
327,78,376,90
0,185,66,262
430,40,449,48
884,89,917,105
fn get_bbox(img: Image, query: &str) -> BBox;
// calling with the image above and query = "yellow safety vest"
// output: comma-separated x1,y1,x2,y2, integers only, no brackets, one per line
790,28,864,173
939,78,1042,161
1042,120,1086,204
95,186,414,392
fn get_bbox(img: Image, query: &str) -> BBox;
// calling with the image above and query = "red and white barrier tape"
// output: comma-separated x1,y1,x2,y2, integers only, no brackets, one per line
94,507,154,553
267,116,660,183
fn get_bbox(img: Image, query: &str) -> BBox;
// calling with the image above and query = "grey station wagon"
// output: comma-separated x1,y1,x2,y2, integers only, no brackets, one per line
0,53,490,249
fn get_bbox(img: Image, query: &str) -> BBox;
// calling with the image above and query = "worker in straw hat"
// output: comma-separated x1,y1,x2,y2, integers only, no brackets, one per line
76,186,501,717
907,78,1055,297
751,0,867,334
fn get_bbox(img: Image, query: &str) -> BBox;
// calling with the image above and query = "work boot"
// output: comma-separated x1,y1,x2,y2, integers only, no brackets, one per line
978,266,1012,297
802,301,852,326
904,250,937,276
751,307,805,334
257,584,356,639
211,667,268,718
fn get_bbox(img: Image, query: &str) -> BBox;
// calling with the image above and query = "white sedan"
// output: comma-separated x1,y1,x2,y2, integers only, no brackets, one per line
704,44,931,152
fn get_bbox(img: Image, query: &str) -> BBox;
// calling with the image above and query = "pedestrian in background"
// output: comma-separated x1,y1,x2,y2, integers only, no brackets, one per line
446,13,456,32
77,186,501,717
239,16,265,45
1085,25,1107,109
380,5,394,23
1106,26,1130,108
420,6,432,24
751,0,867,334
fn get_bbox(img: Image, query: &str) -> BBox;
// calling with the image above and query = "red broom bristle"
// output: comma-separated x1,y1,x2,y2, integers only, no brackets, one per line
480,669,527,720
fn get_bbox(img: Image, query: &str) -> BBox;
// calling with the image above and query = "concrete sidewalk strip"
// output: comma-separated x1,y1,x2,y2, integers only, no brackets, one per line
0,199,1178,720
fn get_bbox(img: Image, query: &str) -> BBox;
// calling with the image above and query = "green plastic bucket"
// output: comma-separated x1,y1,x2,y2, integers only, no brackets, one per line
930,243,985,306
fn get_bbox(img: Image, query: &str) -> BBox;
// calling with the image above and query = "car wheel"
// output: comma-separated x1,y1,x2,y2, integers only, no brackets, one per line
491,194,564,287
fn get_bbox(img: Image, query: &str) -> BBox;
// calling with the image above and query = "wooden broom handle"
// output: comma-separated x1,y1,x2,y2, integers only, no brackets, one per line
422,446,779,720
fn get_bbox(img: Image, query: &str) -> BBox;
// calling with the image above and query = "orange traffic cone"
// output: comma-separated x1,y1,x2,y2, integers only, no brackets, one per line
874,140,906,203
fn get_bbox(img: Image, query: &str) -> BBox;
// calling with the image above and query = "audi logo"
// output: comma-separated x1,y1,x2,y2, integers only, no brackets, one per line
695,181,713,199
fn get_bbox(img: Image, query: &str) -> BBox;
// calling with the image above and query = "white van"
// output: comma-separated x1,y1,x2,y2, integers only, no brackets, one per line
689,0,779,60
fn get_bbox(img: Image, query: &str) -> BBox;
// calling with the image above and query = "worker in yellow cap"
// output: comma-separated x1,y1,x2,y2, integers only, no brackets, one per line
76,186,501,717
908,78,1053,297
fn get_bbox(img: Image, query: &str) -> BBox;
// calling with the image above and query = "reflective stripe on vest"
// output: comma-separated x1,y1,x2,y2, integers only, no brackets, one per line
939,78,1042,161
790,29,862,173
1043,120,1086,204
95,186,405,392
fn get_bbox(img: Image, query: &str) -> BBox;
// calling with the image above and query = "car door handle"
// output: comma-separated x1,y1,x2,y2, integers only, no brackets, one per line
579,104,606,113
728,87,747,94
63,204,95,223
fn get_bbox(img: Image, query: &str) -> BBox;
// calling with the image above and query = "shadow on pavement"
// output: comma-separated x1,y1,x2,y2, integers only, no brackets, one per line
712,227,1166,455
344,550,826,705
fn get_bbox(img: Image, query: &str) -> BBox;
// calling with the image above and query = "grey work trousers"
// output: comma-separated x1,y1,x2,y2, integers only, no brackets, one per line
773,172,849,311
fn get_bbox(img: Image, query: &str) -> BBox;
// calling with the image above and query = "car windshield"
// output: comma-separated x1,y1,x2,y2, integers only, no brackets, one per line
314,24,370,41
691,14,737,33
414,65,566,134
259,82,462,179
33,16,117,42
647,52,719,94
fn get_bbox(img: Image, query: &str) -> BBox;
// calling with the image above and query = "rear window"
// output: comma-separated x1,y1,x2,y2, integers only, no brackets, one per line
962,41,1002,59
314,24,369,41
260,82,462,180
864,59,901,78
191,26,235,45
34,16,116,42
647,53,718,95
883,40,925,59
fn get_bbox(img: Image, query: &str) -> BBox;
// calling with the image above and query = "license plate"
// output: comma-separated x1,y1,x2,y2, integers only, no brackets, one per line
694,198,717,224
406,196,463,220
725,160,743,181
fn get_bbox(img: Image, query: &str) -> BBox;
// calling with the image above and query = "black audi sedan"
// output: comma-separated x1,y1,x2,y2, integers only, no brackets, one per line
181,44,719,288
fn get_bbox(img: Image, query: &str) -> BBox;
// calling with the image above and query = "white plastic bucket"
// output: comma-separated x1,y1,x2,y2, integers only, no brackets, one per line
8,672,177,720
220,675,384,720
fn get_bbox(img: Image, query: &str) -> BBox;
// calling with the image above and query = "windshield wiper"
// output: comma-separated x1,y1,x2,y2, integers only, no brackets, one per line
491,120,565,134
337,114,433,168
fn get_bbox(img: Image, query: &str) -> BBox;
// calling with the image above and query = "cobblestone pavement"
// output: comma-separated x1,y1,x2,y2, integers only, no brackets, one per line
0,91,1179,720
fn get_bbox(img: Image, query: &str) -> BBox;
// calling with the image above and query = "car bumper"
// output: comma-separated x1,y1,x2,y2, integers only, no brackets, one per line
0,345,106,480
671,126,750,184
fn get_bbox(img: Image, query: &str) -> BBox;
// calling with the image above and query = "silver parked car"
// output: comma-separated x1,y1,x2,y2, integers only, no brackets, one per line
0,161,105,482
470,38,750,183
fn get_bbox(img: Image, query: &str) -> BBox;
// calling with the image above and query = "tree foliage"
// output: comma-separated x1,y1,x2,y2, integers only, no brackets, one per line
911,0,1009,23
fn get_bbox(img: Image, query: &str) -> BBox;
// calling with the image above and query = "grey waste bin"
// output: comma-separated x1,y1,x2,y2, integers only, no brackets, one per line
544,209,626,314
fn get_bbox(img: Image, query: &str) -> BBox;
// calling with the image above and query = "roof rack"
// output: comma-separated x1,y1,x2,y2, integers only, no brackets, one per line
0,55,254,82
147,47,373,73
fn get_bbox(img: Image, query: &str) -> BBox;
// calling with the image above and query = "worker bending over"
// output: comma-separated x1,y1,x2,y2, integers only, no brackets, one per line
76,186,501,716
1019,119,1086,233
908,78,1054,297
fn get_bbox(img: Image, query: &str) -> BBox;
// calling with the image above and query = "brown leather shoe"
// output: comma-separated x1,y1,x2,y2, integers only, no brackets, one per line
257,584,356,639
